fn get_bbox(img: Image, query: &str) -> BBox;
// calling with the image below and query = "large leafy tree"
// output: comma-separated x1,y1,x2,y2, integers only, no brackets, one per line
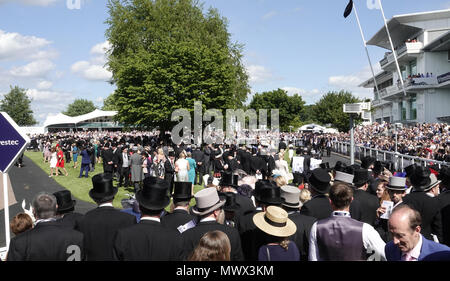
249,88,305,132
313,90,362,132
0,86,37,126
102,93,119,111
63,99,97,117
105,0,249,131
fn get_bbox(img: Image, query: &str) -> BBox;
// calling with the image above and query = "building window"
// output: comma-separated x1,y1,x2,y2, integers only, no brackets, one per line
401,66,407,80
401,100,407,120
410,60,417,76
409,94,417,120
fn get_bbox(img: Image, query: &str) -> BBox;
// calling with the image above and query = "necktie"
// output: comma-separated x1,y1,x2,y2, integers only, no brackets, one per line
403,253,415,261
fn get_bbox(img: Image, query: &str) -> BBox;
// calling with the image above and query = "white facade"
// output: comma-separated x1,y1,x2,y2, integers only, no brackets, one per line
360,9,450,124
42,109,120,131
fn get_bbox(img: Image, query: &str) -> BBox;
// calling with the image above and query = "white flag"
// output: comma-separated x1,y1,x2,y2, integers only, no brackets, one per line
367,0,381,10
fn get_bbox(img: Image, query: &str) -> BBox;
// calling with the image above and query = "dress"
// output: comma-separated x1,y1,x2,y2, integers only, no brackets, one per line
258,241,300,261
50,152,57,168
56,150,65,168
175,158,189,182
72,146,78,162
187,157,196,185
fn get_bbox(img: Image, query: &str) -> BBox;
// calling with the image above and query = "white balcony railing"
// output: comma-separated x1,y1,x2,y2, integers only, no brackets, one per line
379,42,423,67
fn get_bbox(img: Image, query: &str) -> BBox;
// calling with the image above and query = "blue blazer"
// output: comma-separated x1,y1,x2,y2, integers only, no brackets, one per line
385,235,450,261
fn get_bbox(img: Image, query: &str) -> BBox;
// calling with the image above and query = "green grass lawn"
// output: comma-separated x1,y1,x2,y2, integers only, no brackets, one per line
24,151,204,210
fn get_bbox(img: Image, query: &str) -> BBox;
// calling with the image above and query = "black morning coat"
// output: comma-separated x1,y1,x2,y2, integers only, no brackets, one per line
299,195,332,220
75,206,137,261
181,220,245,261
113,219,183,261
161,209,196,231
7,220,84,261
287,210,317,261
353,189,380,226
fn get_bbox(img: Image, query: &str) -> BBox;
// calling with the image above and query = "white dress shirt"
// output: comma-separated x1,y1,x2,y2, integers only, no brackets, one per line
309,211,387,261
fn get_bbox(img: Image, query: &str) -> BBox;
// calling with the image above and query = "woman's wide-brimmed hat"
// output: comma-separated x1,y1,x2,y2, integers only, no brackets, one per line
253,206,297,237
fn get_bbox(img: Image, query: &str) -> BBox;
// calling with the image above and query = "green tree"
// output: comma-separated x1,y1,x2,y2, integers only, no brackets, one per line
249,88,305,132
105,0,249,131
313,90,362,132
0,86,37,126
63,99,97,117
102,93,119,111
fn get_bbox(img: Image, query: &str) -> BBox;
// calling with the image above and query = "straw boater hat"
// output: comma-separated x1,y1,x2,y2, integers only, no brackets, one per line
192,187,226,216
386,176,407,191
253,206,297,237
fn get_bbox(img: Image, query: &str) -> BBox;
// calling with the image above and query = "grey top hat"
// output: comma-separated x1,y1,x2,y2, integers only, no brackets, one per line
192,187,226,216
280,185,302,209
386,176,407,191
334,171,355,185
421,174,441,192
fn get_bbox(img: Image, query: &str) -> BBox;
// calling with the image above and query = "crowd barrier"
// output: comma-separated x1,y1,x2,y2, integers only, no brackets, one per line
332,141,450,171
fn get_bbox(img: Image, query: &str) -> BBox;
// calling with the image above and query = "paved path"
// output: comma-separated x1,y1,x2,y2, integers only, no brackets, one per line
0,155,96,247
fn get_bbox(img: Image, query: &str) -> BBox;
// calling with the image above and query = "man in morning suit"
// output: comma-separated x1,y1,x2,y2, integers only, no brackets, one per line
53,190,83,229
219,172,255,223
299,168,332,220
181,187,245,261
437,166,450,246
113,177,183,261
7,192,84,261
164,151,176,195
161,181,196,231
75,173,136,261
385,204,450,261
280,185,316,261
352,169,380,226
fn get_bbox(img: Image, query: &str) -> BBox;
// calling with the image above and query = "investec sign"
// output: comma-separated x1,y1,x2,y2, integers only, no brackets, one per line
0,112,30,173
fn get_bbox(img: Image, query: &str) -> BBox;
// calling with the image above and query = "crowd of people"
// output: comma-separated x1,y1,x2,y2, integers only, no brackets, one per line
335,122,450,161
4,125,450,261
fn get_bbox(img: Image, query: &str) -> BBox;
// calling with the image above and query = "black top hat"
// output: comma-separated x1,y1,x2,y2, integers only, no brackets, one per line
136,177,170,210
254,180,283,205
168,151,175,157
373,161,384,175
404,164,417,178
53,190,76,213
292,172,304,185
439,166,450,185
89,173,118,202
333,161,347,172
308,168,331,194
220,172,239,187
172,181,193,201
221,192,240,212
320,162,331,171
353,169,370,187
410,166,431,191
361,156,376,169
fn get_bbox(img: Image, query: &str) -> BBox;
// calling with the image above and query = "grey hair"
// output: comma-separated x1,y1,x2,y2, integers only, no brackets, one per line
32,192,57,220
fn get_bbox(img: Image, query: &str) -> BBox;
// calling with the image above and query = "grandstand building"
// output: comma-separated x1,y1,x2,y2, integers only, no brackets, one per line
360,9,450,124
42,109,122,132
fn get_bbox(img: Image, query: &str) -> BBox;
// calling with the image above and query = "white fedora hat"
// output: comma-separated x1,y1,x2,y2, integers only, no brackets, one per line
253,206,297,238
192,187,226,216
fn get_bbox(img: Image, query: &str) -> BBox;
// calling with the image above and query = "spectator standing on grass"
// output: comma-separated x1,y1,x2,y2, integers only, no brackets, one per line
79,146,91,178
49,147,57,177
7,192,84,261
75,173,136,261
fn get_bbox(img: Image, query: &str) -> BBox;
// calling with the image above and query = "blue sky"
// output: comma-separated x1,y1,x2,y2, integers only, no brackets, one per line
0,0,449,125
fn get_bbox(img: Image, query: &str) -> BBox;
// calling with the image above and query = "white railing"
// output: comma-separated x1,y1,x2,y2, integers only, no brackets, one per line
332,141,449,171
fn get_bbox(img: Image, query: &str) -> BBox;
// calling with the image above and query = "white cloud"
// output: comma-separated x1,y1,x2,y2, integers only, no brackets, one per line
71,41,112,81
328,64,382,100
0,29,52,61
0,0,59,6
26,88,76,125
246,64,274,84
9,59,55,77
262,11,277,20
36,80,53,90
282,87,322,104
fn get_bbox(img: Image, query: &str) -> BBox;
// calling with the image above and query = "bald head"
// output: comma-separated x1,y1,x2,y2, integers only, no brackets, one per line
388,204,422,253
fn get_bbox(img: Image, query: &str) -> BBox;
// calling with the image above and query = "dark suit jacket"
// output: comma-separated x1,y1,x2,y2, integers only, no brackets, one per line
385,235,450,261
299,195,332,220
438,191,450,246
75,206,137,261
102,149,114,172
237,149,252,174
403,191,443,242
353,189,380,226
288,211,316,261
181,220,244,261
161,209,196,231
56,212,84,229
8,220,84,261
113,219,183,261
238,209,267,261
192,149,205,173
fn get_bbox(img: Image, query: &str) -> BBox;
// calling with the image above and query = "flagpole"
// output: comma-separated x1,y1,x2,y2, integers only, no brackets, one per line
378,0,408,96
353,3,381,99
